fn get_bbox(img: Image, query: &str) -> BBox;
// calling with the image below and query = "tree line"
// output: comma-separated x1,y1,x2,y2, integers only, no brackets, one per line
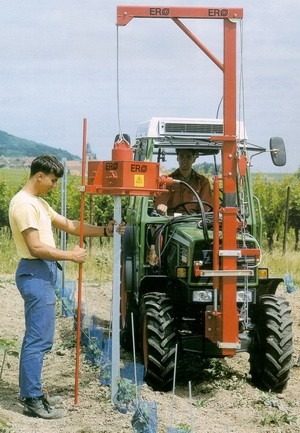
0,174,117,229
1,168,300,250
252,171,300,250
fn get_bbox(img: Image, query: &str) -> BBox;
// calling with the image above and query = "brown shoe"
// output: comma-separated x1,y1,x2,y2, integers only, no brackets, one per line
23,397,66,419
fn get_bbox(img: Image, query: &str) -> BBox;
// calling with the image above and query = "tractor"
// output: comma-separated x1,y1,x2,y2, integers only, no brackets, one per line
120,116,293,393
113,5,293,393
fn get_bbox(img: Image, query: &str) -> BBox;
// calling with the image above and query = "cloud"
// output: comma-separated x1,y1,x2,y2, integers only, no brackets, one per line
0,0,299,171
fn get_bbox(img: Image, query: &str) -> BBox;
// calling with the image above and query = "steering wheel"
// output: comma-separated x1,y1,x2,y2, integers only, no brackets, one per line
170,200,213,215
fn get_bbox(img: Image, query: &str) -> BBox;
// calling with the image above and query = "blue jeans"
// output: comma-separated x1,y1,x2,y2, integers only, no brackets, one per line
16,259,58,398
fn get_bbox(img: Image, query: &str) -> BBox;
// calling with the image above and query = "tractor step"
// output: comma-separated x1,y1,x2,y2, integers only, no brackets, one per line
200,270,254,277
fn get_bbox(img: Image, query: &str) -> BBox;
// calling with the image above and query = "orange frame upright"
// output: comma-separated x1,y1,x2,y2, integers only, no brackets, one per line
117,5,243,355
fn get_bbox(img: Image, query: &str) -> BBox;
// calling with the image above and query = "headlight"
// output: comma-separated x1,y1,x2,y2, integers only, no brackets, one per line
258,268,268,279
192,290,213,302
176,267,187,278
236,291,253,303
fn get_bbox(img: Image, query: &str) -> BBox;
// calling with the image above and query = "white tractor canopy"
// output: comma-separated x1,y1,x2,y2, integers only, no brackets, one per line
135,117,247,156
134,117,285,166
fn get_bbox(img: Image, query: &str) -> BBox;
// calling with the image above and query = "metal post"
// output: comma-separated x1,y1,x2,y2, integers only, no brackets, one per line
283,186,290,253
111,195,122,402
60,158,67,314
74,118,87,406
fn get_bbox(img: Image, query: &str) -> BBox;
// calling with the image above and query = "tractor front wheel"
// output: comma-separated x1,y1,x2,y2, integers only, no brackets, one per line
140,292,176,391
249,295,293,392
120,226,138,352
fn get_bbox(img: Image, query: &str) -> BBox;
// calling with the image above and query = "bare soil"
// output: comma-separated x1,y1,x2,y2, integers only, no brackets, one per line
0,275,299,433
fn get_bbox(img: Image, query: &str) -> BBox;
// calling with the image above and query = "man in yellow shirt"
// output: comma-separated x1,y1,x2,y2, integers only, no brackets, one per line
9,154,123,419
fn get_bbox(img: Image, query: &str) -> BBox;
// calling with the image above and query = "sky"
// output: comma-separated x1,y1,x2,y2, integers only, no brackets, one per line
0,0,299,173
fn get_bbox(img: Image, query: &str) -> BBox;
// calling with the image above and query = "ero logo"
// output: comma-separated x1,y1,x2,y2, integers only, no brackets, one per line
149,8,170,16
105,162,118,170
131,164,147,173
208,9,228,17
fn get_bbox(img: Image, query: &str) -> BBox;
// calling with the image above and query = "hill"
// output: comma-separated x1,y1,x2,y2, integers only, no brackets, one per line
0,130,80,160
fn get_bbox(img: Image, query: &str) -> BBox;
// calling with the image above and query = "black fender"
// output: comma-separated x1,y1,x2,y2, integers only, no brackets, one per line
256,277,283,298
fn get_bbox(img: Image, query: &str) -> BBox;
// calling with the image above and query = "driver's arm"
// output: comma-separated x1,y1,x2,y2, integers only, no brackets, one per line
156,203,168,215
155,190,170,215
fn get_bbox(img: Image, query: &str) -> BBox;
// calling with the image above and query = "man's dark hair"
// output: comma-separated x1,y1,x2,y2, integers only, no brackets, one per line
30,155,64,178
176,148,198,156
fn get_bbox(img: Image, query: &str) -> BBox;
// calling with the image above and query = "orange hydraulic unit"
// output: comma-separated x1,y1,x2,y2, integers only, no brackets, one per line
86,137,172,196
116,5,243,356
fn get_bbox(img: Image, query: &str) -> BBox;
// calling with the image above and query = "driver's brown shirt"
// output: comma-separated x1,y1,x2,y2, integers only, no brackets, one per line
155,168,213,214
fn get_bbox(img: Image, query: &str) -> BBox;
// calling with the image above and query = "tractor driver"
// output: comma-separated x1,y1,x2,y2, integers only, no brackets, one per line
155,148,213,215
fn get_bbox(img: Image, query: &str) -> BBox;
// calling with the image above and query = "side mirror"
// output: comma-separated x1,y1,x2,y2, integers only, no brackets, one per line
270,137,286,167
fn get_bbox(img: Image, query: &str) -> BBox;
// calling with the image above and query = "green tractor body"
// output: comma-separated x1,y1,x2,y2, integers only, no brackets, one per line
121,117,293,393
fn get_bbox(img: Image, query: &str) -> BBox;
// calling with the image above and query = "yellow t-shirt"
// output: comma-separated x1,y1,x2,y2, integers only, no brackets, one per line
9,190,59,259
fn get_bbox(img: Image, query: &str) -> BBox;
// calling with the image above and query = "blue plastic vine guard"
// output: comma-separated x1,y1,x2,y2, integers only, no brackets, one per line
61,280,76,317
121,362,144,386
99,338,112,386
284,274,297,293
132,401,157,433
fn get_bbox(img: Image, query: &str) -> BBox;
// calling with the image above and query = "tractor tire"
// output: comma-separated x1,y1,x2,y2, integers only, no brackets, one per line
140,292,176,391
120,261,138,352
249,295,293,392
120,292,138,352
120,226,138,352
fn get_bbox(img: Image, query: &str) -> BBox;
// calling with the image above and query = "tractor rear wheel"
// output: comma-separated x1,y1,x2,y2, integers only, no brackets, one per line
140,292,176,391
249,295,293,392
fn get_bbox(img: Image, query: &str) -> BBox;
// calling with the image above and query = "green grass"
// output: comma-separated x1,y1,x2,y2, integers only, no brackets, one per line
0,168,28,189
260,248,300,287
1,228,299,286
63,236,114,283
0,228,19,275
255,392,300,427
0,229,114,282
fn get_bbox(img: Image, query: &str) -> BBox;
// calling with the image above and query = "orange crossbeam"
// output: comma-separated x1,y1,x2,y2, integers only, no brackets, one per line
117,6,243,26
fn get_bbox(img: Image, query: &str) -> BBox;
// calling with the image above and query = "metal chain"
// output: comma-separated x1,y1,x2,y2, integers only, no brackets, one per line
239,175,250,328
